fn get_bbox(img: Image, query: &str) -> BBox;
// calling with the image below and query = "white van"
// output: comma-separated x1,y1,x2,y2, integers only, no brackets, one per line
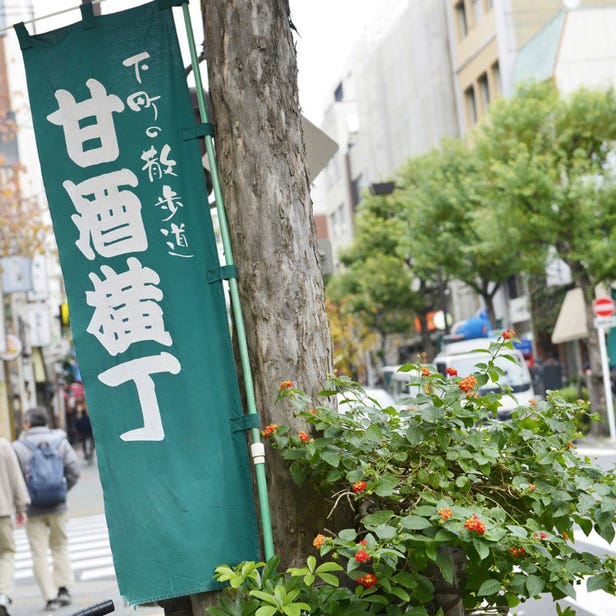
432,338,535,420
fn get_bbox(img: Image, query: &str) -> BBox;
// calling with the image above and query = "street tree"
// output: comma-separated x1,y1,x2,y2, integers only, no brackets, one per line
332,190,443,360
325,297,379,382
396,138,544,329
0,163,51,258
475,81,616,436
201,0,334,580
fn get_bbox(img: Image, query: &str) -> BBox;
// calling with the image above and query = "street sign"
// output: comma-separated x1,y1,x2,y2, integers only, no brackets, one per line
592,296,615,318
594,316,616,329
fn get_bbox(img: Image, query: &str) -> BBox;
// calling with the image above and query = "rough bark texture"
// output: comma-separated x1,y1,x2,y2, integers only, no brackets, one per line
201,0,333,563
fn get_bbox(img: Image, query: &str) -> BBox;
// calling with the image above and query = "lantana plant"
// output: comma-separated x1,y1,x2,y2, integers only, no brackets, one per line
209,334,616,615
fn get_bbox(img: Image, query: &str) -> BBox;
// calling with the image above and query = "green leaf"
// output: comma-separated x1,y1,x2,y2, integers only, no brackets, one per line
596,521,615,544
578,517,593,536
506,525,528,538
526,575,545,597
338,528,357,542
375,524,396,540
320,451,340,467
250,590,278,606
406,423,422,445
587,576,609,592
477,579,501,596
400,515,432,530
473,537,489,560
555,581,576,599
374,474,399,497
363,510,395,526
436,550,453,584
288,461,307,486
317,572,340,586
315,561,344,573
389,586,411,601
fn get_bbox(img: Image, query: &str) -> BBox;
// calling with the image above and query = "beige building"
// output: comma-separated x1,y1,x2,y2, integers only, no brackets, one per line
447,0,616,131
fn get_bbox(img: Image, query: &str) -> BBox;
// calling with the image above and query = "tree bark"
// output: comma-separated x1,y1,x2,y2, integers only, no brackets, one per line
200,0,333,563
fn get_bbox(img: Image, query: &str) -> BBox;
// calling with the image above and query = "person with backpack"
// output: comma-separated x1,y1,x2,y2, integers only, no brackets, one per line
0,437,30,616
13,406,81,612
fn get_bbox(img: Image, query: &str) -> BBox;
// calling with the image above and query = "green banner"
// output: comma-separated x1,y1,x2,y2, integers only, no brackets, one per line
16,1,259,604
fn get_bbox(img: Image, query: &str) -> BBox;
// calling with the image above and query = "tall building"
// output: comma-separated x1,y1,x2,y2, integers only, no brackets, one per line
313,1,459,266
315,0,616,358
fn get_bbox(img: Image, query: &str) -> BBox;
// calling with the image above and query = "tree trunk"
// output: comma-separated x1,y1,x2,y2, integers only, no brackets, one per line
201,0,334,567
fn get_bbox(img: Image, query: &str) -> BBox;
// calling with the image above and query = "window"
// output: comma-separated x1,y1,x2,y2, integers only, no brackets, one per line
350,175,362,209
491,61,501,98
334,82,344,103
464,85,477,126
455,1,468,39
507,274,521,300
478,72,490,111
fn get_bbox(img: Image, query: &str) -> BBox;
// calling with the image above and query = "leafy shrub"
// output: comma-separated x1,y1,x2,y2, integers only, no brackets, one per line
209,335,616,615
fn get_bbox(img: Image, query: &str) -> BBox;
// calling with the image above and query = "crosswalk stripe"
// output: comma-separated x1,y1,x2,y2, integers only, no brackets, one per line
14,513,116,582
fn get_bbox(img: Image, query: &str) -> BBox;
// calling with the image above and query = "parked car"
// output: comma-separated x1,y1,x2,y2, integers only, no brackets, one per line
432,338,535,420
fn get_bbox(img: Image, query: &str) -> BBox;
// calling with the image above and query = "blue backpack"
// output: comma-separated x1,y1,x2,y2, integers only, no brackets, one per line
21,438,67,507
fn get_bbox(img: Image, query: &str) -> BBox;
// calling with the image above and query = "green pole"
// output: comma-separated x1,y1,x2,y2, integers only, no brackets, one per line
181,3,275,560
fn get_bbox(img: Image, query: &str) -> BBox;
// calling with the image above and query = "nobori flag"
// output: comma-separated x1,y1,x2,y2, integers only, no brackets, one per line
15,1,259,604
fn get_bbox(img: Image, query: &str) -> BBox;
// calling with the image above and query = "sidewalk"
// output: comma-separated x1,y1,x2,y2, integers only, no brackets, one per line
10,455,164,616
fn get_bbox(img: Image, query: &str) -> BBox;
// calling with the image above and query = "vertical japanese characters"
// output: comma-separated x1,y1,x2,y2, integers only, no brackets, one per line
47,51,194,442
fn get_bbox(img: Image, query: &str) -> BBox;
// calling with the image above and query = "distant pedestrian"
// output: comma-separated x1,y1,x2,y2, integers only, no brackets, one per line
0,437,30,616
13,407,81,612
75,405,94,463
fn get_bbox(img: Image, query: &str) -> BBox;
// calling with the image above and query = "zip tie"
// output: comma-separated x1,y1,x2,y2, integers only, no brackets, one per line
250,442,265,466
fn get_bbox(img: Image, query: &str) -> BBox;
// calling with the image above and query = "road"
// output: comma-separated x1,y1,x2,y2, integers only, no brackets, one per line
8,442,616,616
9,454,163,616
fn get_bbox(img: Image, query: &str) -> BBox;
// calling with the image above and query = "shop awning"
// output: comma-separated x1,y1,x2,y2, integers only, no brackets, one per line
551,288,588,344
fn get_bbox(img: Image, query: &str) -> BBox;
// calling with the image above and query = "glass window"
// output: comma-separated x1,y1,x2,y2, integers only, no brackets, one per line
464,85,477,126
455,1,468,38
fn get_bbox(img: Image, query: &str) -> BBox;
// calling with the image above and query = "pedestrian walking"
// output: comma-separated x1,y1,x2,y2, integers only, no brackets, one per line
0,437,30,616
13,406,81,611
75,404,94,464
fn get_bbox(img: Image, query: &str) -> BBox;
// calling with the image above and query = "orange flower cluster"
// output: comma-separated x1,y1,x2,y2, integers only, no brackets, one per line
528,483,537,491
464,513,486,535
354,549,371,563
458,376,477,393
261,424,279,437
509,547,525,557
356,573,377,588
279,380,294,391
445,367,458,376
421,367,431,377
352,480,367,494
438,507,453,520
298,431,310,442
313,534,325,548
533,531,548,540
502,329,516,339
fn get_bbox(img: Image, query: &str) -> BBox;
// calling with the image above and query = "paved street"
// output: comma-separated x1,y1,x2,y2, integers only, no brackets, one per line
9,454,163,616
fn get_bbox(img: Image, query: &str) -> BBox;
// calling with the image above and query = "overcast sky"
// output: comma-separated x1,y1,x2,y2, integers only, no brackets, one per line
289,0,377,123
14,0,376,125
